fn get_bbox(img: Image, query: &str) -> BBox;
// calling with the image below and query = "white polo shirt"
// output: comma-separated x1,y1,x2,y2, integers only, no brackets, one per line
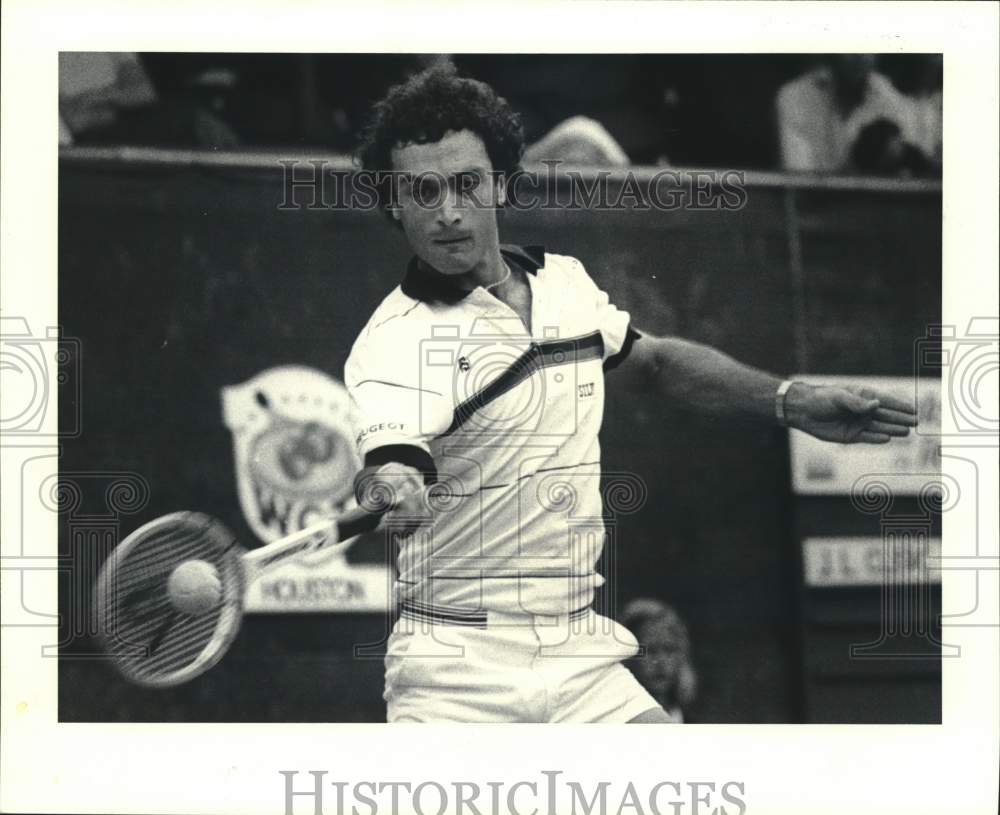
344,245,637,616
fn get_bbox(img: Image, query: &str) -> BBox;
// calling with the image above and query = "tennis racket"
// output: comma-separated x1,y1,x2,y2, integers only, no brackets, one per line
92,500,395,688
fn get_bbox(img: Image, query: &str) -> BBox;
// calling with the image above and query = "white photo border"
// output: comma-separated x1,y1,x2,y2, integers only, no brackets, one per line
2,2,997,814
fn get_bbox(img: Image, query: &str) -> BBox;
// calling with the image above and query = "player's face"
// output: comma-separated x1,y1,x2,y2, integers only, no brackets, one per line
390,129,505,278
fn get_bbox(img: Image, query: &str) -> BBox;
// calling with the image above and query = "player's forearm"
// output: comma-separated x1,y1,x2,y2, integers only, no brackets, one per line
645,336,783,422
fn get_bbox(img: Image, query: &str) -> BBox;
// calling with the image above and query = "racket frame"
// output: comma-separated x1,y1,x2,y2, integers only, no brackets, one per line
95,503,390,688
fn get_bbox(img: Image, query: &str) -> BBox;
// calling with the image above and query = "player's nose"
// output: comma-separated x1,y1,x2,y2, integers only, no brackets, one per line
436,190,463,225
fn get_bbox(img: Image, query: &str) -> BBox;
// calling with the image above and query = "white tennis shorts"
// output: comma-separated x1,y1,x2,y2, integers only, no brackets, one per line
383,603,663,723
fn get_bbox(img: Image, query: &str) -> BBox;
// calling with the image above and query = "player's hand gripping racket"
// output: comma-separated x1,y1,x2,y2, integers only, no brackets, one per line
93,500,396,688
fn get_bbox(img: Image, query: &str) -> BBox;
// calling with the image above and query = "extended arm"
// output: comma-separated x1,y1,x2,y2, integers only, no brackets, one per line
620,332,917,443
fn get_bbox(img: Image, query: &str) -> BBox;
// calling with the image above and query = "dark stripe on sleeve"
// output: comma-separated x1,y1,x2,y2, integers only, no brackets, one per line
603,325,641,372
363,444,438,484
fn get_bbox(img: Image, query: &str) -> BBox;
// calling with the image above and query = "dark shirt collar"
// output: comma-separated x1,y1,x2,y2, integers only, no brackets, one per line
401,244,546,304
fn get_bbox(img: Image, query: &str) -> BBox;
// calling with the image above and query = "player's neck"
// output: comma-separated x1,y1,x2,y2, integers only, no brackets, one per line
463,249,508,291
415,247,507,293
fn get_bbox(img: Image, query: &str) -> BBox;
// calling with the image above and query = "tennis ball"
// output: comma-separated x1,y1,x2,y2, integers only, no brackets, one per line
167,559,222,615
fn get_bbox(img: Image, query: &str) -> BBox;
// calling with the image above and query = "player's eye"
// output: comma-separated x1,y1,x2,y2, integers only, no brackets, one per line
454,171,482,195
410,175,444,207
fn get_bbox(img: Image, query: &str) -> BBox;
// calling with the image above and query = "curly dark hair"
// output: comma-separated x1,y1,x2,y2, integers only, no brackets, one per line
355,62,525,218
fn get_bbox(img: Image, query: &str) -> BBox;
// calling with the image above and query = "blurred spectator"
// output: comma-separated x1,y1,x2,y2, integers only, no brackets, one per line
60,53,942,174
454,54,672,164
896,54,943,170
850,118,934,177
524,115,631,167
654,54,808,169
60,52,240,149
776,55,930,174
59,53,157,144
622,598,698,722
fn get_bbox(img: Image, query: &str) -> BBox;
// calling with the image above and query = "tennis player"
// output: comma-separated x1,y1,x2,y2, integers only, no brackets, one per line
344,64,917,723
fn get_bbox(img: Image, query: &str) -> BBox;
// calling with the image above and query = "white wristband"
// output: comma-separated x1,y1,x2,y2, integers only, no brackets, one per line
776,379,795,427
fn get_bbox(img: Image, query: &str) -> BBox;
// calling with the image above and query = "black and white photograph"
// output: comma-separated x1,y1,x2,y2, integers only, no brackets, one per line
2,3,998,814
58,49,940,726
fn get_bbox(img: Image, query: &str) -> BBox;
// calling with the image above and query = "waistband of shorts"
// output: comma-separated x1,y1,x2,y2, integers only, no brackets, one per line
399,599,591,629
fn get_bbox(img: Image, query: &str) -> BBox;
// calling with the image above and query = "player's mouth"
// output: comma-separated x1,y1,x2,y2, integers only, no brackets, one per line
433,234,473,248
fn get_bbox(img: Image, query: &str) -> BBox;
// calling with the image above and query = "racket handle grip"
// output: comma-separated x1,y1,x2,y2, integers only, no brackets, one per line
336,501,395,540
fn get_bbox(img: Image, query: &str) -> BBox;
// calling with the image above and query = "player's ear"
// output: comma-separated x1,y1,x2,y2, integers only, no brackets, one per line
387,168,404,222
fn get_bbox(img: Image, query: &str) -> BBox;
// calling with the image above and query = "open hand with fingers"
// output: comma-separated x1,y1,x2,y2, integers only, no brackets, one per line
783,382,918,444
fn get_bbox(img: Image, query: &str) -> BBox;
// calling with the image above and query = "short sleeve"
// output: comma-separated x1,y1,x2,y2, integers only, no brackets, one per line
777,81,816,172
560,255,635,365
344,327,453,461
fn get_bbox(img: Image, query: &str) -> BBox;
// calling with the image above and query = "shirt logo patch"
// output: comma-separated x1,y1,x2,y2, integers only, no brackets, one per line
356,422,407,446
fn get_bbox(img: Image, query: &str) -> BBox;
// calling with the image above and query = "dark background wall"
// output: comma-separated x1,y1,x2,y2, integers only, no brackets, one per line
57,154,940,723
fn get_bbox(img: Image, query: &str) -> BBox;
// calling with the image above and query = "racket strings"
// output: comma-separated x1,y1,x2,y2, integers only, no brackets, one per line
95,513,244,687
117,527,219,587
100,528,214,638
136,610,230,676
